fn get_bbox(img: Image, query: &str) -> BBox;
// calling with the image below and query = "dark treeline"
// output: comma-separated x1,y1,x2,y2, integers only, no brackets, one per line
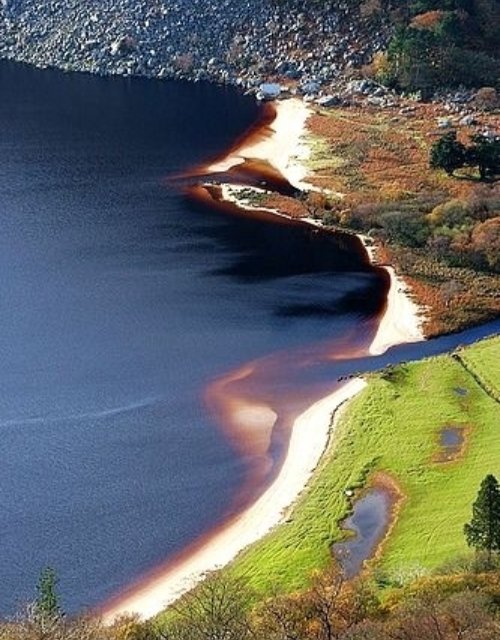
361,0,499,93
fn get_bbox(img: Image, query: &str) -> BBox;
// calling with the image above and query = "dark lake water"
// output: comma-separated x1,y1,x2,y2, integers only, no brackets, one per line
1,60,498,616
0,61,387,613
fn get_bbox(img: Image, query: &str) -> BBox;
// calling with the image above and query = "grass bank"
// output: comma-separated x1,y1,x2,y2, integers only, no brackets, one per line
229,336,500,595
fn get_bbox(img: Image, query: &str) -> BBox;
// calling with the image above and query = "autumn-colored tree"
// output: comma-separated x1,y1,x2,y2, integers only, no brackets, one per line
109,614,162,640
252,592,310,640
385,591,500,640
162,572,253,640
470,218,500,272
410,9,447,29
305,566,378,640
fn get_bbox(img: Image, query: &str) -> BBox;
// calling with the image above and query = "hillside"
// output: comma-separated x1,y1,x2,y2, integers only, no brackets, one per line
375,0,500,94
0,1,390,89
0,1,497,93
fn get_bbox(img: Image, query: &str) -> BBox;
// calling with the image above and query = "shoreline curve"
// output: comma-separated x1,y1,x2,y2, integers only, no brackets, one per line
100,98,425,622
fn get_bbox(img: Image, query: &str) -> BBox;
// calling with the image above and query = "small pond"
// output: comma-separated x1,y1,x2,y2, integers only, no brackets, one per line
332,488,393,578
438,425,465,461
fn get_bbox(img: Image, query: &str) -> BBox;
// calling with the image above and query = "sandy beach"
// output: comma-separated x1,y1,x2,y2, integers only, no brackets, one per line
102,98,425,622
207,98,312,190
369,265,425,356
102,378,366,621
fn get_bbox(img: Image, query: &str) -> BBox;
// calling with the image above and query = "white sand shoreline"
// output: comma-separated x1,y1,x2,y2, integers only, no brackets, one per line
358,235,425,356
102,378,367,621
102,98,425,622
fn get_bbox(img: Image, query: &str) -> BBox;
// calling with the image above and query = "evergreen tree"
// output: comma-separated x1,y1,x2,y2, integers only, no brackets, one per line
35,566,62,621
467,135,500,180
464,474,500,563
429,131,466,175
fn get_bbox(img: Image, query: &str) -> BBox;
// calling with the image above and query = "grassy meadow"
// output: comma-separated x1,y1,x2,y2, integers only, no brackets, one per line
229,336,500,595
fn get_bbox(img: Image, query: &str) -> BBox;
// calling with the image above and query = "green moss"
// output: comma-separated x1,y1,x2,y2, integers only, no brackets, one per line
306,134,346,172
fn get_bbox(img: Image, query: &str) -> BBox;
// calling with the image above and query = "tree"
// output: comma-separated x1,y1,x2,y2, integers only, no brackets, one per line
467,135,500,180
429,131,466,176
470,218,500,272
385,590,500,640
162,572,253,640
35,566,62,622
0,606,111,640
252,592,309,640
385,26,443,93
305,566,378,640
464,475,500,563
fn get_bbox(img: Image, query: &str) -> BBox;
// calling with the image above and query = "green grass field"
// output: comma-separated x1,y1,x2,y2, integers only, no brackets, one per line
230,336,500,595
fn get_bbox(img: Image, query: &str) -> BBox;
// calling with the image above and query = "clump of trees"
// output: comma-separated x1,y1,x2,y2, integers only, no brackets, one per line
345,185,500,274
1,567,499,640
375,0,500,93
2,565,500,639
334,133,500,274
430,131,500,180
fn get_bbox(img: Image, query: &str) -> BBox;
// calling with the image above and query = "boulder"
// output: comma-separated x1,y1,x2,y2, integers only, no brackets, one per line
316,94,340,108
110,35,137,56
257,82,281,101
301,80,320,95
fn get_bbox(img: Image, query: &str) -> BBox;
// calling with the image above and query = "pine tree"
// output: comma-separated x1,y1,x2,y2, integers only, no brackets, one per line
464,474,500,563
35,566,62,621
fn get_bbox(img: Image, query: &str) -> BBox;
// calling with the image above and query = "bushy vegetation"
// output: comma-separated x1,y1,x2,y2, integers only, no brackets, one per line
306,104,500,334
3,566,500,639
374,187,500,274
375,0,500,93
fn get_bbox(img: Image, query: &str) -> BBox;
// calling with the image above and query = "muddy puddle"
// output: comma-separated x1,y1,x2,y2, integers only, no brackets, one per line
332,488,393,578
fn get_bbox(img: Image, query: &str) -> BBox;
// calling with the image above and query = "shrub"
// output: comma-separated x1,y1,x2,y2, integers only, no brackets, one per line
470,218,500,271
427,199,472,226
467,135,500,180
429,131,466,176
475,87,499,111
381,211,431,247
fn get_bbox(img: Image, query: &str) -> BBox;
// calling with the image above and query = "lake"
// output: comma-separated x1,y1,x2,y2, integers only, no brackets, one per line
0,61,388,613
